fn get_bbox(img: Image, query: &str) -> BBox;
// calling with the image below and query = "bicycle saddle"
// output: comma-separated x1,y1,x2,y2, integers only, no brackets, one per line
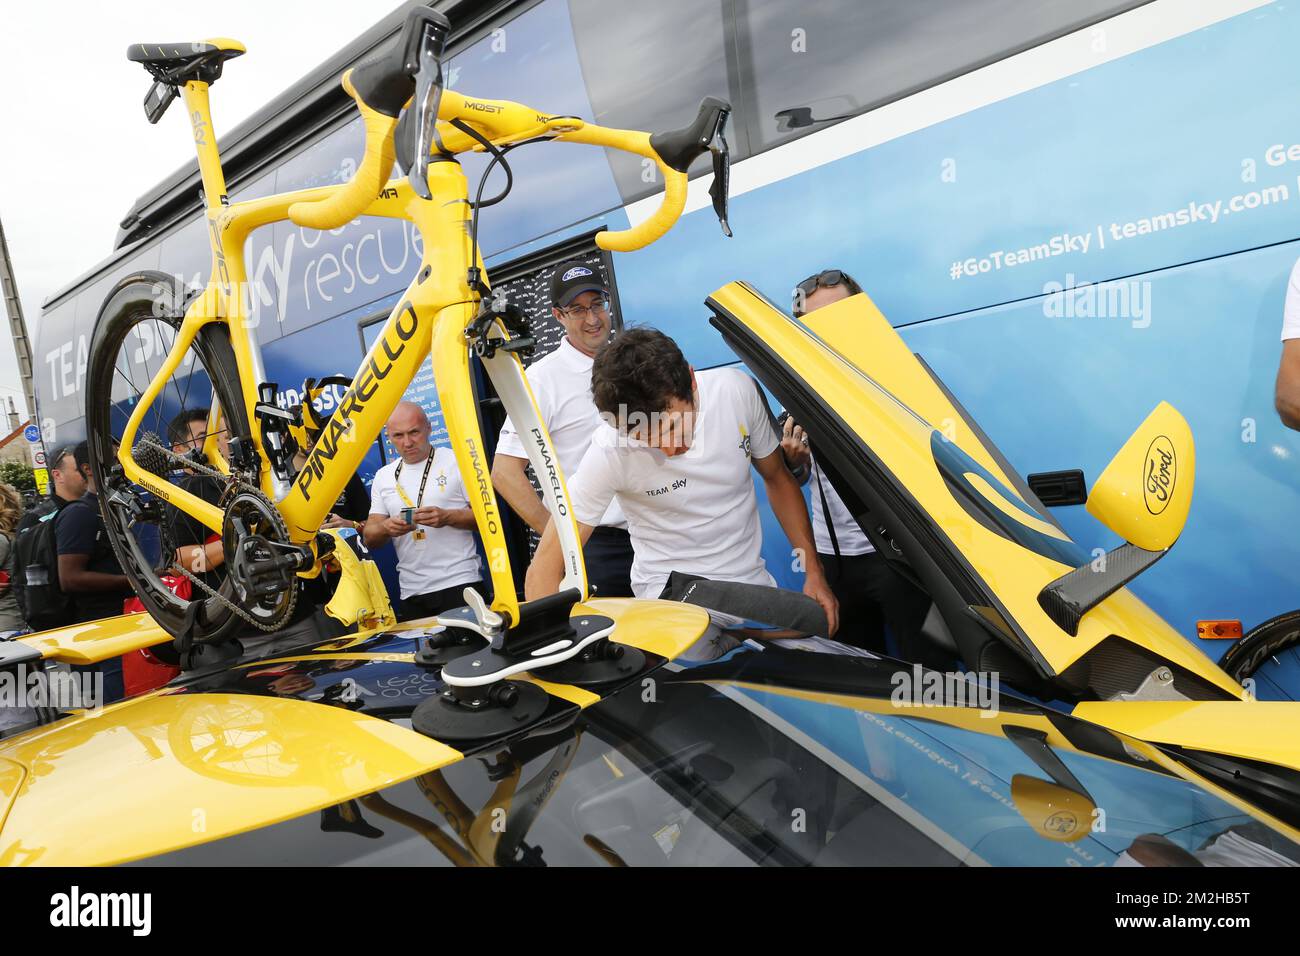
127,38,245,75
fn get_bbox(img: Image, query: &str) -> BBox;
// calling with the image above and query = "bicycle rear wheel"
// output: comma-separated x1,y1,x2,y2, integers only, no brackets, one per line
1217,610,1300,701
84,271,259,646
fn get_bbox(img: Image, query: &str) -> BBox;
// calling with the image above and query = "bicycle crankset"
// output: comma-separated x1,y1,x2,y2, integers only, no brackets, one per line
222,489,312,630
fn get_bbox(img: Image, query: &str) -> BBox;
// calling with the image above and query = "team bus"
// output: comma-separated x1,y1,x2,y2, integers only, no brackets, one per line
33,0,1300,669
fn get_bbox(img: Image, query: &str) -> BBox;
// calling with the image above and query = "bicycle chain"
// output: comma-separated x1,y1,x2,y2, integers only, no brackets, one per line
132,437,298,632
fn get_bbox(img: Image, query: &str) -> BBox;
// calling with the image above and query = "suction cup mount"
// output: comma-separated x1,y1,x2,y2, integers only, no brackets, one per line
412,623,479,669
409,588,637,743
440,588,619,690
533,638,646,687
411,678,550,743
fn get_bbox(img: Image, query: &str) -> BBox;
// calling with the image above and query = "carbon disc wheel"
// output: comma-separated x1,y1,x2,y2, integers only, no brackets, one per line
84,270,252,645
1218,610,1300,701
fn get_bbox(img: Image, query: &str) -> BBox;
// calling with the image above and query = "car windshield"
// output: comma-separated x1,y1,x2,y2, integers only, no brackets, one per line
127,646,1300,867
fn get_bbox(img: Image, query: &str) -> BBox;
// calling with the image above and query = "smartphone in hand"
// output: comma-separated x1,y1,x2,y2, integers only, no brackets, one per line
400,507,415,525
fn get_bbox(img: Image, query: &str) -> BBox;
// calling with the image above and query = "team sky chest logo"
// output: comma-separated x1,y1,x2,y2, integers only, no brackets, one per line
645,477,687,497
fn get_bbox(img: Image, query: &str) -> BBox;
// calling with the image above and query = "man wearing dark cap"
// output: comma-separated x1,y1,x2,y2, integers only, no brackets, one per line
491,259,635,597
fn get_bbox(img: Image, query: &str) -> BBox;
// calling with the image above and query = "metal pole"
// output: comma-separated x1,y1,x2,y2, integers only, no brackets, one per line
0,215,39,422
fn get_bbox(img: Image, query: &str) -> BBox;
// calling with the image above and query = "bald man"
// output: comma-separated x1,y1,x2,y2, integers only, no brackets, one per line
364,401,484,620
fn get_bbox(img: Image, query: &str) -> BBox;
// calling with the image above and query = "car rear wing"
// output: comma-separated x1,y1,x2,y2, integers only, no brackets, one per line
9,613,172,667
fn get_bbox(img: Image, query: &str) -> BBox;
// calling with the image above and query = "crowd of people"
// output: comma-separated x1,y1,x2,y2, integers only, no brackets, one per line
0,261,945,700
4,251,1297,692
361,260,924,655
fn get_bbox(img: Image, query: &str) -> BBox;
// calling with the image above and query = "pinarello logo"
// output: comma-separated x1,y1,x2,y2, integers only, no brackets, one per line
562,267,592,281
1144,435,1176,515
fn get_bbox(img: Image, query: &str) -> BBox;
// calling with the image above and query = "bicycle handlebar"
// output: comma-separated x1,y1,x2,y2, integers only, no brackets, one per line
287,7,442,229
553,125,687,252
286,6,727,253
287,69,401,230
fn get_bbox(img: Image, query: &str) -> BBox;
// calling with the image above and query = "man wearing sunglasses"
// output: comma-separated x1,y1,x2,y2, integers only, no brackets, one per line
782,268,932,660
491,260,635,597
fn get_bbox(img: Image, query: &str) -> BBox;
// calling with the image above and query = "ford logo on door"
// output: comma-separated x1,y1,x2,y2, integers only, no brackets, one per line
1144,435,1176,514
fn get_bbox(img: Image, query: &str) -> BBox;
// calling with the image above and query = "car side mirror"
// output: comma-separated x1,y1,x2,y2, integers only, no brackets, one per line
1011,775,1096,843
1086,401,1195,552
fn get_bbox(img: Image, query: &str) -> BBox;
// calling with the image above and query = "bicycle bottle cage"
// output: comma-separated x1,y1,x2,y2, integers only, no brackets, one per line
251,382,300,481
290,374,354,452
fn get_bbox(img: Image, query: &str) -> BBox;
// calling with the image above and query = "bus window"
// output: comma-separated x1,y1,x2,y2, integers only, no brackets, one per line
449,0,624,259
569,0,732,205
734,0,1145,153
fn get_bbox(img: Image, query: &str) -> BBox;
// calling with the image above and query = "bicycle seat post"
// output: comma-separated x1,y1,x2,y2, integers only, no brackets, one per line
182,80,229,212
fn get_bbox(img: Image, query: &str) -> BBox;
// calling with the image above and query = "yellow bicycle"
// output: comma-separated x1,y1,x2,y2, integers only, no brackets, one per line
86,9,732,675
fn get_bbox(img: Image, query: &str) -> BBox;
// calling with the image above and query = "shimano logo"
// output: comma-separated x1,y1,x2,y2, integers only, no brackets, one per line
562,267,592,281
50,886,151,936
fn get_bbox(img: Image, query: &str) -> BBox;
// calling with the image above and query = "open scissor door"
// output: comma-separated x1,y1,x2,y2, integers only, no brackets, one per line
705,281,1240,702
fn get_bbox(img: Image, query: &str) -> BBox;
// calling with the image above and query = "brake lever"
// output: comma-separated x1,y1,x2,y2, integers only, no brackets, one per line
707,108,733,238
405,23,446,200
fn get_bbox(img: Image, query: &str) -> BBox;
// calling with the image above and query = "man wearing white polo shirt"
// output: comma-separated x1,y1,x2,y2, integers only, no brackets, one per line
525,327,837,636
364,401,484,621
491,259,635,597
1276,257,1300,430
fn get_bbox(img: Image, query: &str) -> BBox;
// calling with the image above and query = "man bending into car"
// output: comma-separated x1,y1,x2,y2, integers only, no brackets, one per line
525,327,837,638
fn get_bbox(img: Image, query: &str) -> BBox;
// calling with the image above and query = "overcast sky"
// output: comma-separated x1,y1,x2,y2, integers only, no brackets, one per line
0,1,403,419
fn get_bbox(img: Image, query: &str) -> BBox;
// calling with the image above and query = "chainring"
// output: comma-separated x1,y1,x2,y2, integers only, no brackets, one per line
221,489,301,632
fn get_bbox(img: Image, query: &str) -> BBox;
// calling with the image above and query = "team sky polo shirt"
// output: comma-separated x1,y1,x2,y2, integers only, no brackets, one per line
568,367,782,599
496,336,626,528
368,446,482,600
1284,257,1300,340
